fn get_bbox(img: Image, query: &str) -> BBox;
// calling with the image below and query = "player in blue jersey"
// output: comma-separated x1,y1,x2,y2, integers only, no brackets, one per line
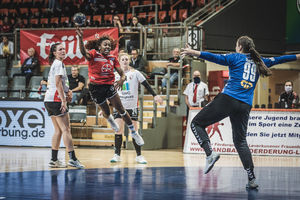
181,36,300,189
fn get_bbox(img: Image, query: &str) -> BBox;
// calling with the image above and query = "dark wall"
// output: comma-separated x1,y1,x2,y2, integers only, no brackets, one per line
202,0,286,54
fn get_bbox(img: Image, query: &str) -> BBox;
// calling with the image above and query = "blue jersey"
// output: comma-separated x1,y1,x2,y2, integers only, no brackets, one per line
199,52,297,106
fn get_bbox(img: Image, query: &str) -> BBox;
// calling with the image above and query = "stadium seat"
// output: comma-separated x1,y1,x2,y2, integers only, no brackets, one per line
0,67,6,76
28,76,43,99
9,67,21,79
42,67,50,79
0,59,6,68
0,76,8,99
79,67,88,80
69,105,87,124
9,76,26,98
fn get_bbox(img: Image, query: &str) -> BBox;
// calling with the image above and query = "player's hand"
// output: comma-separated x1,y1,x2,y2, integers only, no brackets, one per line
114,79,124,91
154,95,163,105
60,101,67,113
181,43,200,57
66,90,72,103
76,26,83,38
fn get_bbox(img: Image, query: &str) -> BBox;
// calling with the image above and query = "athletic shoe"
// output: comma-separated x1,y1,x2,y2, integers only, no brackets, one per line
136,155,147,164
110,154,121,163
246,179,259,190
68,159,85,169
49,160,67,168
131,131,144,146
107,116,120,132
204,151,220,174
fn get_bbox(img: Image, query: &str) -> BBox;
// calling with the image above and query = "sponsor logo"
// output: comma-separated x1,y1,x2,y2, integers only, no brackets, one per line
0,107,46,140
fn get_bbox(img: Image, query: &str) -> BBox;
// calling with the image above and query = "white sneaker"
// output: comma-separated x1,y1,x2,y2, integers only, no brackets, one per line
131,131,144,146
49,160,67,168
107,115,120,132
110,154,121,163
204,151,220,174
136,155,147,164
68,159,85,169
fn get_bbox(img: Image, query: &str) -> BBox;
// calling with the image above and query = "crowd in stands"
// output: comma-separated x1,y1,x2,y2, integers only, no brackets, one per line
0,0,204,31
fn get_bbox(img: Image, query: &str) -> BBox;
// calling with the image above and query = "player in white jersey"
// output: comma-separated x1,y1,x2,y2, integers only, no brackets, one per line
44,43,84,169
110,53,163,164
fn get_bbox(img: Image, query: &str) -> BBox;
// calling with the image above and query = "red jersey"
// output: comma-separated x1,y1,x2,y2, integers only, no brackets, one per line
88,49,120,85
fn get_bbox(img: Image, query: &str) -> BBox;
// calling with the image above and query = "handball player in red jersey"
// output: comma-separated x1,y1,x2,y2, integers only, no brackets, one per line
76,27,144,146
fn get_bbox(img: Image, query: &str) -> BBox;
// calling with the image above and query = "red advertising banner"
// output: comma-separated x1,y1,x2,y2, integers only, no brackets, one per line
20,28,119,65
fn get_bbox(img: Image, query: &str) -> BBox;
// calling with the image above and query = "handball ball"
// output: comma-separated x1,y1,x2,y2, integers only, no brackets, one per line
73,12,86,26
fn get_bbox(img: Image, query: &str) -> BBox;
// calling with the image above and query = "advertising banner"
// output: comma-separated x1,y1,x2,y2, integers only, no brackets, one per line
0,101,63,147
20,28,119,65
184,108,300,156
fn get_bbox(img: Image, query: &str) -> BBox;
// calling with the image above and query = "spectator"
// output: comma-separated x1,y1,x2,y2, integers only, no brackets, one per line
0,36,14,68
67,66,85,105
112,15,125,50
278,80,299,109
127,16,143,53
28,78,47,99
1,17,13,33
14,18,26,29
129,49,147,76
184,70,209,108
161,48,190,91
15,48,40,86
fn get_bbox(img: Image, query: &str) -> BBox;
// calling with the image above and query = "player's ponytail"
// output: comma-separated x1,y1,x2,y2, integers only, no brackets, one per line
49,43,61,65
238,36,272,77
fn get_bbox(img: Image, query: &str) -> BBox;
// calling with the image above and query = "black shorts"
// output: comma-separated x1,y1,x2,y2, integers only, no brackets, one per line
113,108,139,121
89,83,117,105
44,102,68,117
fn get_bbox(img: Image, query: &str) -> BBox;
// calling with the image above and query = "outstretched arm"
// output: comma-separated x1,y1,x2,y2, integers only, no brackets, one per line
141,80,163,105
76,27,91,60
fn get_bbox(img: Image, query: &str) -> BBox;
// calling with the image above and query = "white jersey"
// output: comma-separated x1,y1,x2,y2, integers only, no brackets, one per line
115,69,146,109
183,81,209,107
44,59,69,102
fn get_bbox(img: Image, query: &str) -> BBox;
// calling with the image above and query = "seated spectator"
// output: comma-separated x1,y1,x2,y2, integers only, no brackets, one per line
1,17,13,33
184,70,209,108
15,48,40,86
28,78,47,99
0,36,14,68
126,16,143,53
129,49,147,76
161,48,190,91
68,66,85,105
278,80,299,109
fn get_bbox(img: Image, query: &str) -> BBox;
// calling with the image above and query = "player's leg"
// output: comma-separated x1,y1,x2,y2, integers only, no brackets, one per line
190,94,232,174
229,103,258,189
49,116,66,168
56,113,84,169
129,109,147,164
110,114,124,163
109,95,144,146
89,84,120,132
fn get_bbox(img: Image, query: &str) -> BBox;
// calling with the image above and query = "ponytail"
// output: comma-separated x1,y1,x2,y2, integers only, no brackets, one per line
237,36,272,77
249,47,272,77
49,43,61,65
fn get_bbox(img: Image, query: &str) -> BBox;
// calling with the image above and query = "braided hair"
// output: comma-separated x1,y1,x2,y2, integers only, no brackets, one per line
85,35,117,51
237,36,272,77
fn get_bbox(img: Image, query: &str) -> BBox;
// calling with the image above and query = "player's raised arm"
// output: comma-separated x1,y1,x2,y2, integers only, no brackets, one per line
76,27,91,60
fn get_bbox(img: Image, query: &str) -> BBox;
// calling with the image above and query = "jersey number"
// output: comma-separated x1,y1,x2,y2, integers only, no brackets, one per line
242,62,256,82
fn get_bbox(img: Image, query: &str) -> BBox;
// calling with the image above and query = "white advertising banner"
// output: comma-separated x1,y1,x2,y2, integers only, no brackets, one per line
0,101,63,147
183,108,300,156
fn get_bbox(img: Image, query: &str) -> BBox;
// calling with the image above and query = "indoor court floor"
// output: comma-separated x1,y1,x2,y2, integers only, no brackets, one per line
0,146,300,200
